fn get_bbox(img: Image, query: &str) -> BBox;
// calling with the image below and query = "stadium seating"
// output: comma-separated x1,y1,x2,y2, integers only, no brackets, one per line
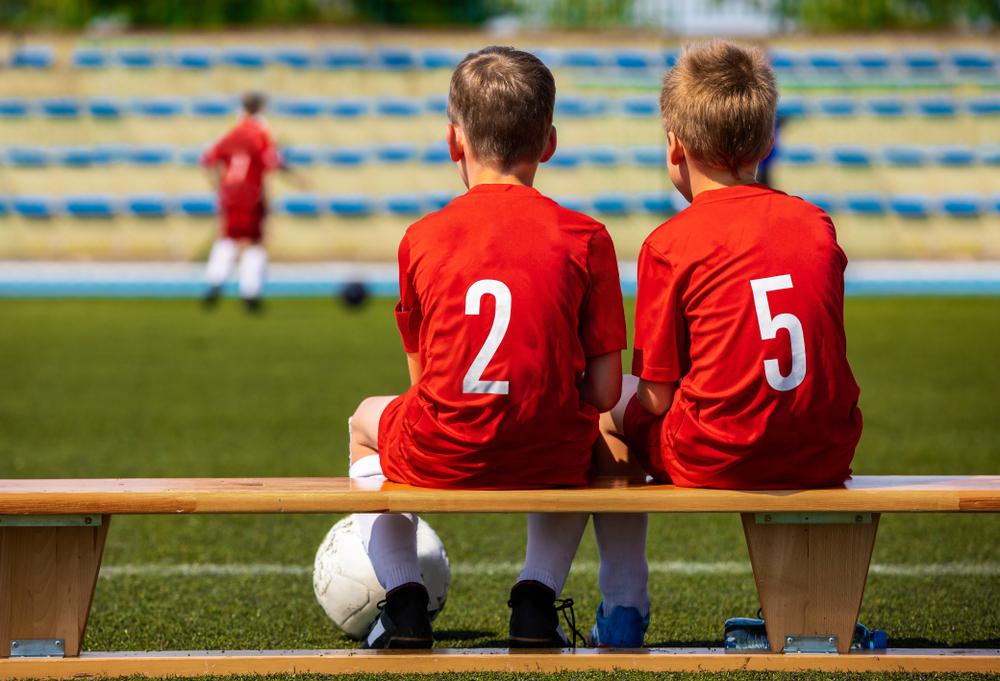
126,193,169,218
172,48,216,70
277,194,322,217
64,195,117,218
591,192,631,215
940,194,983,217
328,195,375,217
176,193,217,217
272,46,312,70
11,195,56,218
6,146,49,167
375,143,418,164
830,145,872,167
10,45,53,68
889,195,931,218
116,48,157,69
0,98,29,119
222,47,267,69
883,145,927,166
327,146,369,166
384,193,425,215
128,145,175,166
844,192,887,215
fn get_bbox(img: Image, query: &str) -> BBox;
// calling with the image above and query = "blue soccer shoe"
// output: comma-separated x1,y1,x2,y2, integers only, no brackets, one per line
589,601,649,648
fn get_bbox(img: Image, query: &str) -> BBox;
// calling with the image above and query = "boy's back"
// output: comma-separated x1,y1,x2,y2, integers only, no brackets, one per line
384,183,624,489
635,183,862,488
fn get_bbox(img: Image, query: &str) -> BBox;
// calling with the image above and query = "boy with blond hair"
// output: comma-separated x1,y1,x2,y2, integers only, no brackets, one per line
347,46,629,649
593,40,863,645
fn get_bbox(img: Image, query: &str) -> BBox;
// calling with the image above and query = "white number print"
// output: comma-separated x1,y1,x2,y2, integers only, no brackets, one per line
463,279,511,395
750,275,807,392
224,153,250,185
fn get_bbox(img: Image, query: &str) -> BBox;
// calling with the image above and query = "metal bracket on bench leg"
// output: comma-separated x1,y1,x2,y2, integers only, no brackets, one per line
9,639,65,658
783,635,838,654
755,512,871,525
0,515,102,527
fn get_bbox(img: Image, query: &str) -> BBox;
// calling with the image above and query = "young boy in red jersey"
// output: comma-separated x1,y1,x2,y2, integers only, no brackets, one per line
201,92,292,312
347,46,628,649
593,40,863,646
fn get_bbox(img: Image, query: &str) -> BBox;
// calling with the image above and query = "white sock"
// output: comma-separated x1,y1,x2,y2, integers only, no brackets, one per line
238,244,267,299
594,513,650,616
352,512,424,592
517,512,589,596
205,238,237,286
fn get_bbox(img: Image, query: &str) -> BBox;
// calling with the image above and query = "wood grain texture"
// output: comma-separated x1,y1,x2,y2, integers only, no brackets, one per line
0,519,109,657
742,513,880,654
0,648,997,677
0,476,998,515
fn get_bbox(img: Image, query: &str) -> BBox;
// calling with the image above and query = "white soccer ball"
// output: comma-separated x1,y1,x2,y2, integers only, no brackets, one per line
313,513,451,639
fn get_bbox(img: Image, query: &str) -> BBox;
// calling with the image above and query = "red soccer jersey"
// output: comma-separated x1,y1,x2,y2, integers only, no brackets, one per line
378,183,627,489
201,116,282,214
633,183,862,489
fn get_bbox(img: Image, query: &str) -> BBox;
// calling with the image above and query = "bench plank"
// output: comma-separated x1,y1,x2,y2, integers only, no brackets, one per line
0,476,999,515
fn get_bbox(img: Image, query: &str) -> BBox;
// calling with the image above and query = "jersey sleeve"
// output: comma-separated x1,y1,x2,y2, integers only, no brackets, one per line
632,242,686,383
580,227,627,358
260,131,283,171
200,135,227,166
394,232,422,354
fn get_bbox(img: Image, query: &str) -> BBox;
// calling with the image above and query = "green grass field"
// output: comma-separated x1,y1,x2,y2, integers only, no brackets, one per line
1,297,998,681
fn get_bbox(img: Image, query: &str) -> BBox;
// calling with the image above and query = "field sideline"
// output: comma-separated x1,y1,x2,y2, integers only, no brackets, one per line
1,297,998,681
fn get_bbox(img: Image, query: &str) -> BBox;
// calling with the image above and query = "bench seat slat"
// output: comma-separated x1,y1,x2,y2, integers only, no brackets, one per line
0,476,998,515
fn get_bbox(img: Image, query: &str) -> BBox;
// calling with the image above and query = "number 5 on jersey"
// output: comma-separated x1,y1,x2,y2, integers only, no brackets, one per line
750,275,806,392
463,279,511,395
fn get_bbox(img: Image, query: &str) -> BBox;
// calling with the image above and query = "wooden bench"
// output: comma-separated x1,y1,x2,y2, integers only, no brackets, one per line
1,475,998,677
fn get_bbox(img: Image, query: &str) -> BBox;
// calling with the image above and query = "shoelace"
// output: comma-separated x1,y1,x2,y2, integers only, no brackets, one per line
554,597,587,649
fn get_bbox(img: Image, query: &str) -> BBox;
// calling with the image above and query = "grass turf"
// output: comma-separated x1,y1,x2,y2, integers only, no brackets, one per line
0,297,998,680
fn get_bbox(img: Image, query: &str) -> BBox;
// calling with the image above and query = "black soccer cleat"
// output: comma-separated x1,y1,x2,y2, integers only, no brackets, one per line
242,297,263,314
202,285,222,310
508,580,579,648
363,582,433,649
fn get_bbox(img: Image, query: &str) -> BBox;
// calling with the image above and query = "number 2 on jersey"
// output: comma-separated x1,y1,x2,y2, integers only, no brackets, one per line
750,275,807,391
463,279,511,395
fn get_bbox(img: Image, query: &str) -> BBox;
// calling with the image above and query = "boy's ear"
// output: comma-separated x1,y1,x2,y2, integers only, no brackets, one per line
667,131,686,166
446,123,465,162
538,125,558,163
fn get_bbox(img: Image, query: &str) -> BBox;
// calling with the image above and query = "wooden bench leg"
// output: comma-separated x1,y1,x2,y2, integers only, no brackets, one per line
741,512,879,654
0,515,110,658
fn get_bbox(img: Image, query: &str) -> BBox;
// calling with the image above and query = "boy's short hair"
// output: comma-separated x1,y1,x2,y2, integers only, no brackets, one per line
448,46,555,170
660,40,777,176
242,91,266,115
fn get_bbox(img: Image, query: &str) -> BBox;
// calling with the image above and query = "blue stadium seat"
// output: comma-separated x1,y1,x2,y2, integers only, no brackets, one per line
530,48,562,68
376,98,422,117
12,195,56,218
592,192,631,215
116,48,158,69
425,191,456,211
556,95,608,118
424,94,448,115
798,192,838,214
818,97,857,117
888,195,930,219
327,146,370,167
0,196,7,217
631,145,665,167
613,49,656,70
55,146,104,167
981,145,1000,166
562,49,605,69
966,96,1000,117
128,145,175,166
769,49,800,73
132,97,184,118
776,96,809,119
6,146,50,167
222,47,267,69
844,192,886,215
172,48,216,70
421,142,451,165
64,194,117,219
830,145,873,167
662,49,679,68
548,148,583,169
126,193,169,218
330,98,370,118
777,144,820,166
191,97,237,118
940,194,982,218
72,48,108,69
274,97,328,118
321,47,367,69
89,98,124,119
277,194,322,216
421,48,461,70
177,193,218,217
11,46,54,69
178,146,207,166
992,195,1000,215
0,98,30,119
272,47,312,69
553,196,591,213
39,97,82,119
328,194,375,217
281,145,320,167
585,145,621,167
901,49,942,72
883,145,926,166
916,97,957,117
384,193,425,215
92,143,129,164
375,143,418,164
620,96,659,117
377,48,417,70
807,50,847,71
853,50,892,72
866,96,907,117
949,49,995,71
932,145,976,167
638,192,674,214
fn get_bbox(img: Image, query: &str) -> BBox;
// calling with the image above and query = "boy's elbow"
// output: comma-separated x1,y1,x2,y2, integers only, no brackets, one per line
637,380,673,417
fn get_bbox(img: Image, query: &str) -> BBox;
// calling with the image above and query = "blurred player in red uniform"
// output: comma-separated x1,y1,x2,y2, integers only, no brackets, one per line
593,41,863,647
201,92,287,312
346,47,627,649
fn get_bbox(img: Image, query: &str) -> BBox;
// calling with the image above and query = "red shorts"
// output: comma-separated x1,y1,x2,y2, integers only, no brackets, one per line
223,202,266,243
622,394,672,482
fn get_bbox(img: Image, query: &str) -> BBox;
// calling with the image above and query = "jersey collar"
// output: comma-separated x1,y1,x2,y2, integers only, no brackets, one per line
690,182,775,206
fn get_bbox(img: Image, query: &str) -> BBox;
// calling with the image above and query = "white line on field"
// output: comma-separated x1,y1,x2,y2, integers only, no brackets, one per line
98,561,1000,579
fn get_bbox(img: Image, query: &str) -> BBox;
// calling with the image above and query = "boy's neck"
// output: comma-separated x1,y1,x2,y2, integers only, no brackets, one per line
464,159,539,189
688,159,759,199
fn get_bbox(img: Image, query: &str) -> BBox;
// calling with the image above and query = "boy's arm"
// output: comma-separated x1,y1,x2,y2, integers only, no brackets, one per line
580,351,622,413
637,379,676,416
406,352,423,385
